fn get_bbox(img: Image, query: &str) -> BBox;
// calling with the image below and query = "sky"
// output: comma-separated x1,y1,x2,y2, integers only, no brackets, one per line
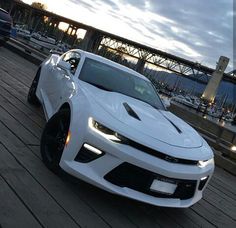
22,0,235,71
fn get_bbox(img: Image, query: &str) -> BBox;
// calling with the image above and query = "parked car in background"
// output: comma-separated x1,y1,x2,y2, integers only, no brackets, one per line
171,95,198,109
0,8,12,45
15,24,31,40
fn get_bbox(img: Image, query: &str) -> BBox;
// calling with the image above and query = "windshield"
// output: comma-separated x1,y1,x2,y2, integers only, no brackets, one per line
79,58,164,110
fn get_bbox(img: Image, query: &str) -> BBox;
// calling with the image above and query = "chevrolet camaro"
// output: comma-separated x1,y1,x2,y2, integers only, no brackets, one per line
28,49,214,208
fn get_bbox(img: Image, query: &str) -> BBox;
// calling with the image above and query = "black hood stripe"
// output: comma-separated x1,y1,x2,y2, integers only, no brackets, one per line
164,116,182,134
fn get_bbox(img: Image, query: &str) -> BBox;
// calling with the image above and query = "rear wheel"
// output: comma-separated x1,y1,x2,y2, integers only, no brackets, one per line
27,68,41,105
41,110,70,173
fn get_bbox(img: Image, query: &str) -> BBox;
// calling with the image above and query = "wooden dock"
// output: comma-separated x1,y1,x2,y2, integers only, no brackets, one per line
0,47,236,228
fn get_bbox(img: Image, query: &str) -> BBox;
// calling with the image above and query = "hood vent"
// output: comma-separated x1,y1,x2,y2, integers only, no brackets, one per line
158,111,182,134
123,102,141,121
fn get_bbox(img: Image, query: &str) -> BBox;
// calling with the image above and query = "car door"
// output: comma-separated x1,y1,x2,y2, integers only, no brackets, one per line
51,51,81,114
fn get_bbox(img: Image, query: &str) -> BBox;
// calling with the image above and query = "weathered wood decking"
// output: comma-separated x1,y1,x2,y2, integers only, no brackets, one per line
0,47,236,228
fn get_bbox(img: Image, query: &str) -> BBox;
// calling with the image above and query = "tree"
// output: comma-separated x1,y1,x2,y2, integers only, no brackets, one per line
31,2,47,10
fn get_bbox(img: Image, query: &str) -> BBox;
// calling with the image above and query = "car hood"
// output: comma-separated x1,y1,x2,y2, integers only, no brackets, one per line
82,83,203,148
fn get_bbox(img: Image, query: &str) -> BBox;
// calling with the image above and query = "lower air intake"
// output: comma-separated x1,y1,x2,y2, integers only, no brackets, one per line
104,162,197,200
75,144,104,163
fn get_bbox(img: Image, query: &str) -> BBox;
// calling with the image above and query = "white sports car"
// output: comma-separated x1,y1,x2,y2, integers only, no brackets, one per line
28,49,214,208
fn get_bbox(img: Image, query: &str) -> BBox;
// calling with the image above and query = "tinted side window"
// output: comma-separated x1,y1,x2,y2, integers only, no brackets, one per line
62,52,81,75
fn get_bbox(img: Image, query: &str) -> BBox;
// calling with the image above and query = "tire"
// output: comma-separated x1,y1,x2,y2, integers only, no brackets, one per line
27,68,41,105
41,110,70,173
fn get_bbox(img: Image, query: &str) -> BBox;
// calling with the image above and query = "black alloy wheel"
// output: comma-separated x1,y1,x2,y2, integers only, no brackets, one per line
41,110,70,173
27,68,41,105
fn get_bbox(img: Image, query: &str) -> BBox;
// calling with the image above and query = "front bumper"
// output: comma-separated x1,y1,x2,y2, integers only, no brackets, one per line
60,120,214,208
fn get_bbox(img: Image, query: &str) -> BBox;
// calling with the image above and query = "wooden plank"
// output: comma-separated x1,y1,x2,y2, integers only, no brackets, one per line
210,178,236,201
204,188,236,220
113,198,179,228
0,144,79,228
0,85,45,127
140,199,215,228
207,184,236,205
0,95,43,139
0,69,31,91
214,166,236,189
0,49,37,81
62,175,145,228
0,122,114,228
0,47,38,73
106,193,206,228
191,197,236,227
0,61,33,89
0,77,44,119
0,106,39,145
0,175,42,228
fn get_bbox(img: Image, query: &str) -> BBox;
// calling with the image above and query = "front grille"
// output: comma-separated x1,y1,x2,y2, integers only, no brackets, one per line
104,163,197,200
127,139,198,165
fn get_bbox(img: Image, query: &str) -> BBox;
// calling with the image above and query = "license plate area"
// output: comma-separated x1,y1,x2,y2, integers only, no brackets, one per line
150,179,177,195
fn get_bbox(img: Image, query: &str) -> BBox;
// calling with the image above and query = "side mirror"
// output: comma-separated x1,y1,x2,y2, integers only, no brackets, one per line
162,98,171,109
57,59,71,75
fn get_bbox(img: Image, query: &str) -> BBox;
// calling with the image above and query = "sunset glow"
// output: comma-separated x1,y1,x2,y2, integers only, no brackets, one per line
21,0,234,70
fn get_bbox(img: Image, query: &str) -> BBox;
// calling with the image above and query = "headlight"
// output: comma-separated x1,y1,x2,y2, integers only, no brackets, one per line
198,158,214,168
88,118,129,144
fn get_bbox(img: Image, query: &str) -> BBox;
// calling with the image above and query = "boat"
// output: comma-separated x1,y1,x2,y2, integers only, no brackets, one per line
15,24,31,40
30,32,56,49
171,95,198,109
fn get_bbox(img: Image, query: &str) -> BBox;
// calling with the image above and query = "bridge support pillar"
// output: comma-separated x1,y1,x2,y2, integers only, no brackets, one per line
81,30,103,52
136,58,146,74
202,56,229,103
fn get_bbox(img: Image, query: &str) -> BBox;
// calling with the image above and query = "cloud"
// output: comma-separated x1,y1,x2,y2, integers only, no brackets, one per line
23,0,234,70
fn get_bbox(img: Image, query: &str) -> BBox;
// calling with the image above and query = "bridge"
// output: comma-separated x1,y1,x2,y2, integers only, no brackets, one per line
1,0,235,84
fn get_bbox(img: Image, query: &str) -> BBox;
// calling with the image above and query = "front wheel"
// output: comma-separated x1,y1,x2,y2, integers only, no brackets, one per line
40,110,70,173
27,68,41,105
